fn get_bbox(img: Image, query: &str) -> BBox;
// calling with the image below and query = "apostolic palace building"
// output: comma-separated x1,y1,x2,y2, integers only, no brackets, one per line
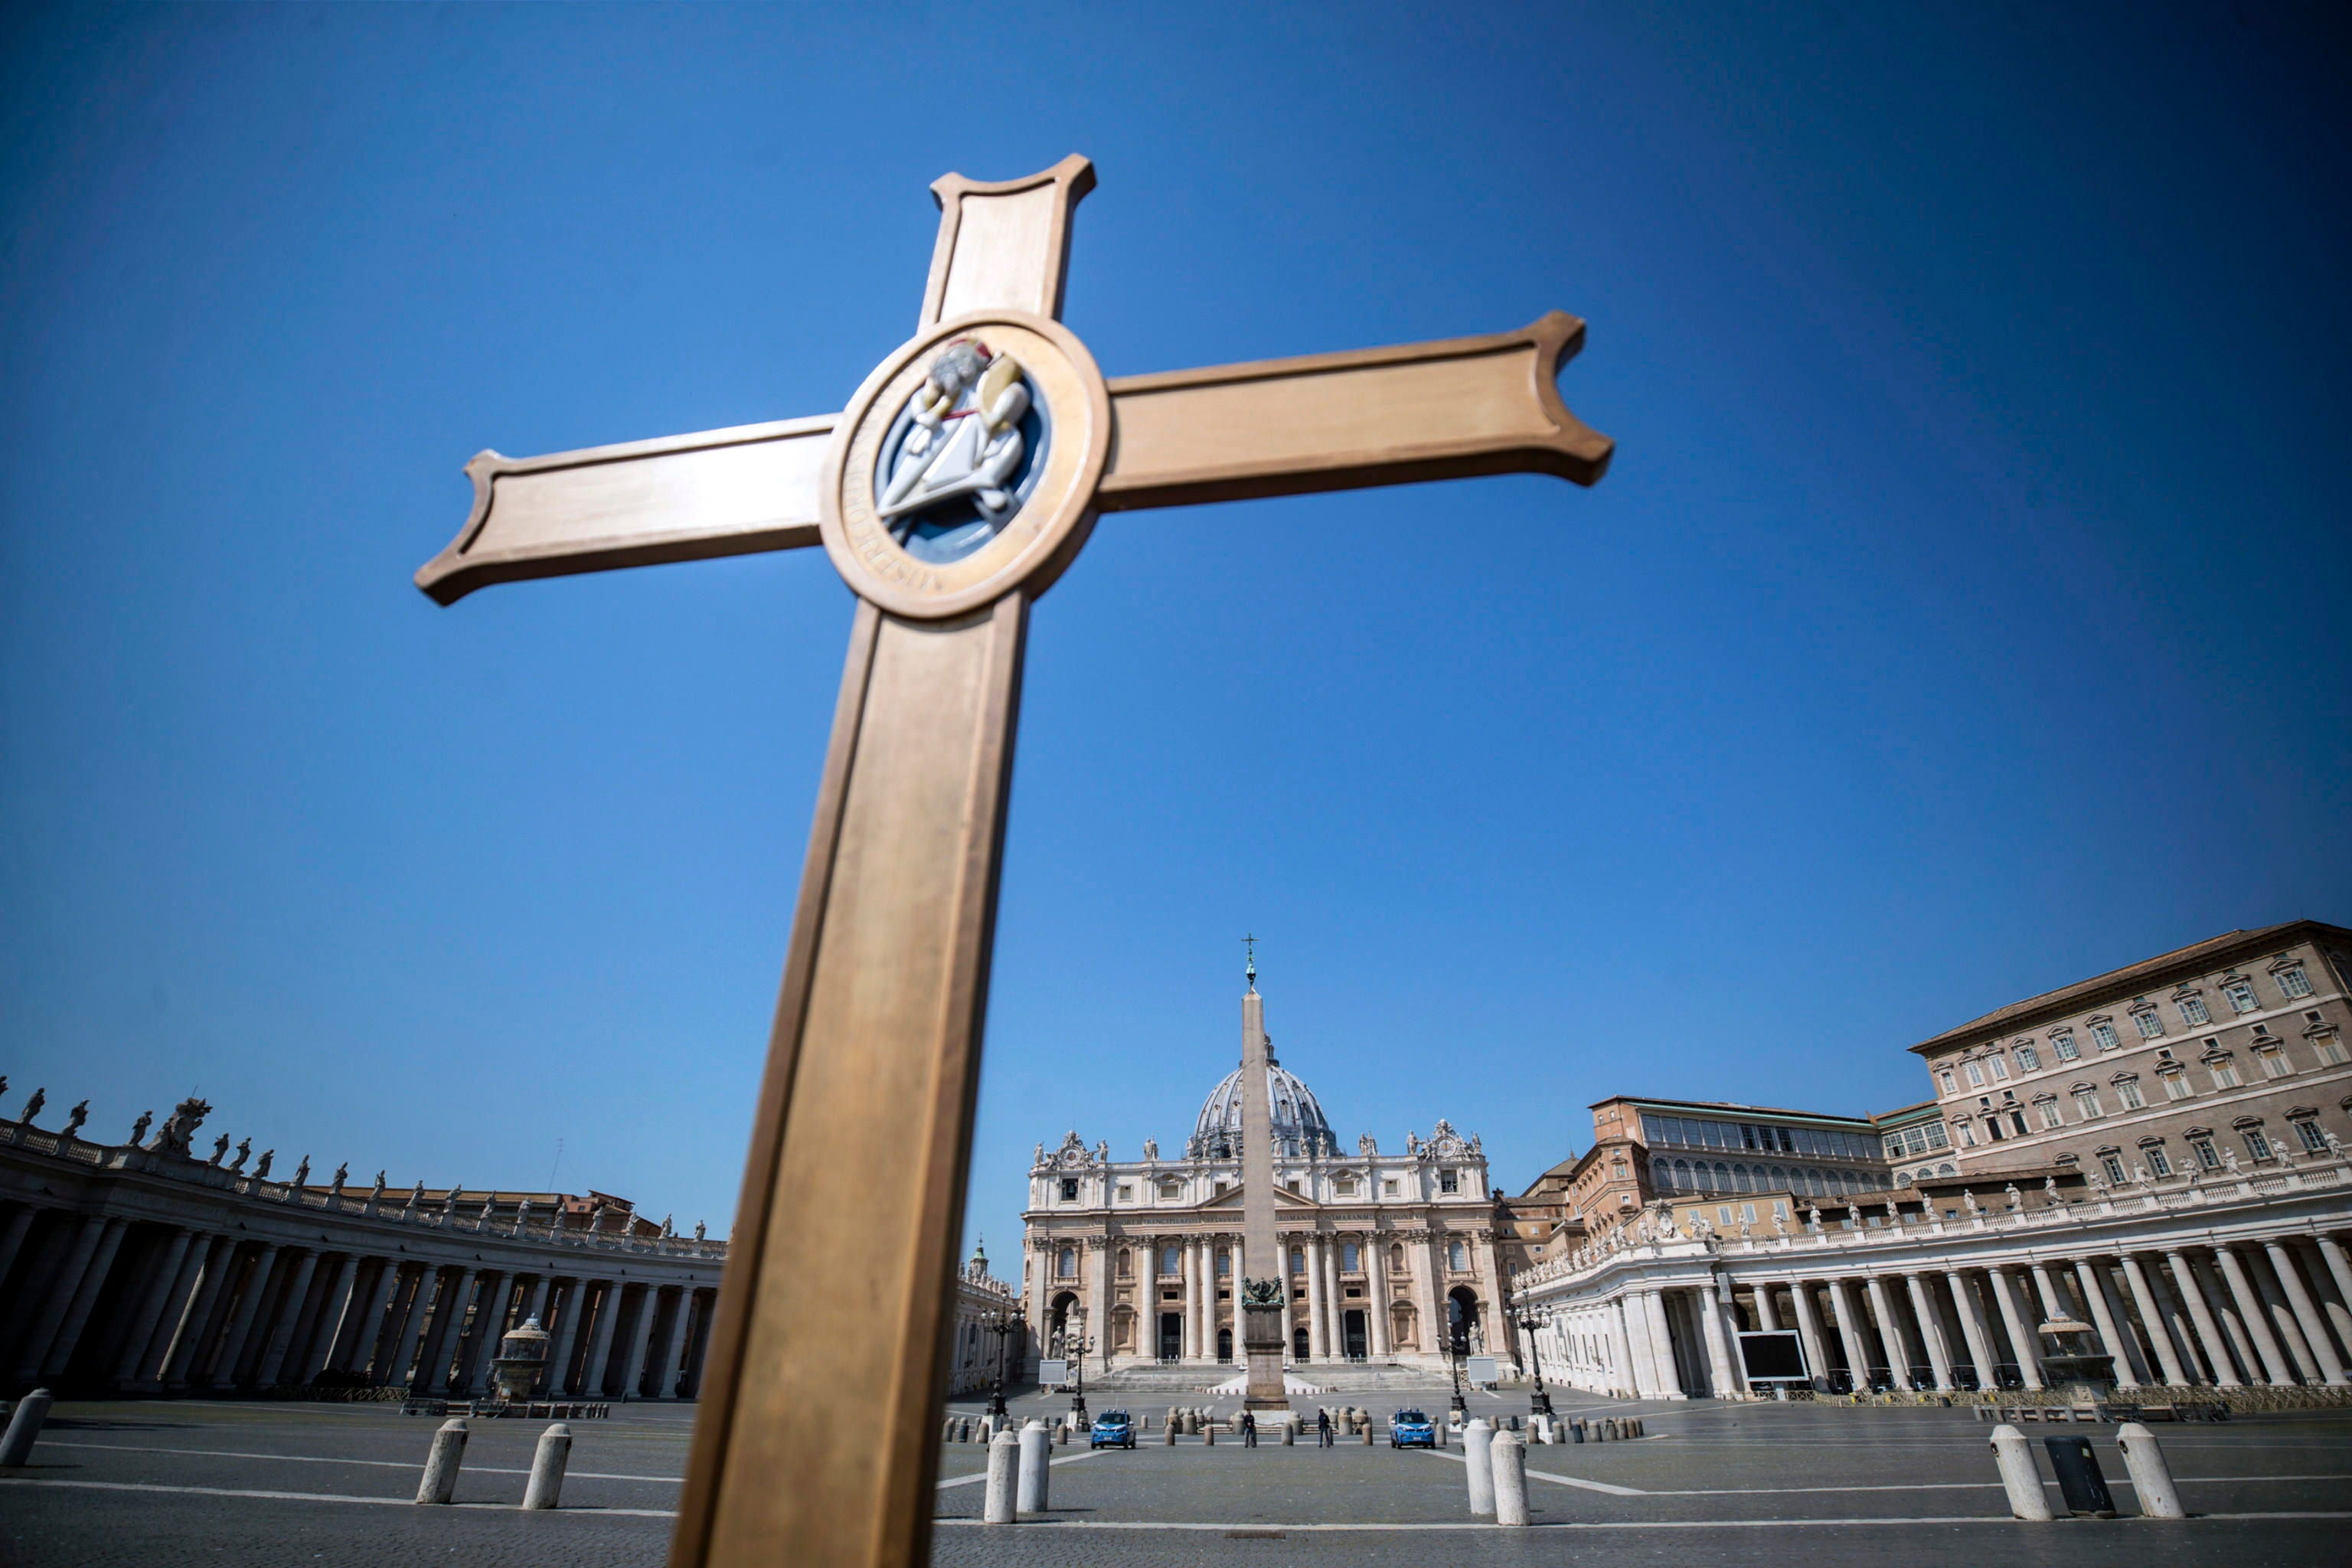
1512,919,2352,1401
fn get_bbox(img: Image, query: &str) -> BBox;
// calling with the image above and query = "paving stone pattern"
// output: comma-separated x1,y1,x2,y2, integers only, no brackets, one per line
3,1388,2348,1566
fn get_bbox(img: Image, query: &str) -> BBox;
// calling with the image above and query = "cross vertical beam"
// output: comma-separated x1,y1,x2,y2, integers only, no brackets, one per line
666,158,1093,1568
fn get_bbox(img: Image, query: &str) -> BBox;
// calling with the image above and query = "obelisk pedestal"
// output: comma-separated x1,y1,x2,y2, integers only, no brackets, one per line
1236,958,1293,1420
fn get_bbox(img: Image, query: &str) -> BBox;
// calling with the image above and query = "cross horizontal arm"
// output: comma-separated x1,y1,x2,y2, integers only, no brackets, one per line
413,414,835,605
1096,311,1610,511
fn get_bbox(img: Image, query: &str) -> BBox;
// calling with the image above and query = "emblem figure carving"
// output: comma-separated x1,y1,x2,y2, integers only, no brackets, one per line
1238,1276,1284,1306
877,338,1037,560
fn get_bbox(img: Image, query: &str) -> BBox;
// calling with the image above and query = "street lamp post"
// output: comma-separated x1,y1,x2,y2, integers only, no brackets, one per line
1517,1308,1554,1418
1500,1268,1553,1419
1066,1328,1095,1428
1444,1306,1469,1424
982,1307,1018,1422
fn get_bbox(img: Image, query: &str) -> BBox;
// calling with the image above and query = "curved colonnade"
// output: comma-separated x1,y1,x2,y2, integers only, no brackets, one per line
1519,1158,2352,1399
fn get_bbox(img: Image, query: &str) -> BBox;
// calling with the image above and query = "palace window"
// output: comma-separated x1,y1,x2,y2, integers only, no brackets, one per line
2091,1020,2121,1051
1448,1240,1468,1271
1217,1248,1232,1275
2051,1030,2080,1061
2115,1076,2146,1111
2257,1043,2293,1080
2016,1044,2042,1073
2316,1034,2348,1067
1161,1246,1180,1276
2073,1088,2105,1119
1956,1120,1978,1146
2141,1142,2173,1178
2036,1096,2063,1130
2133,1007,2164,1040
2208,1056,2241,1090
2179,993,2210,1026
1289,1247,1305,1275
1059,1178,1080,1203
2277,963,2314,999
1057,1247,1076,1278
2295,1117,2329,1155
1938,1068,1958,1095
1964,1060,1986,1087
2243,1126,2275,1161
1334,1175,1357,1195
1988,1054,2011,1080
1341,1243,1361,1272
2007,1105,2030,1136
1159,1178,1182,1200
2188,1134,2222,1171
2224,978,2258,1013
2099,1151,2127,1184
1439,1169,1460,1194
2162,1067,2194,1101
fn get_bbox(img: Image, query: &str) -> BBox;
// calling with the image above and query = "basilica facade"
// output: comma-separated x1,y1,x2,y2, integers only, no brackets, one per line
1019,981,1508,1377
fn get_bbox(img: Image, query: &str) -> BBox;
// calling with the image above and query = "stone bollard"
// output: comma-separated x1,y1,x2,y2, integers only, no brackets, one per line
983,1430,1019,1524
2117,1423,2184,1519
1362,1421,1374,1445
414,1417,469,1504
1989,1425,2053,1521
942,1418,956,1443
522,1423,571,1511
1282,1420,1295,1446
1491,1430,1529,1526
1462,1419,1495,1516
1571,1418,1585,1443
1164,1419,1177,1445
0,1390,54,1468
1434,1419,1447,1449
1204,1419,1216,1446
1017,1419,1050,1513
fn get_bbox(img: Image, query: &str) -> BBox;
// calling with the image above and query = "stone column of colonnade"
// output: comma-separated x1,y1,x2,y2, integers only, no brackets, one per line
647,1285,694,1398
580,1276,625,1396
544,1278,587,1393
617,1282,665,1398
2266,1240,2348,1384
109,1226,201,1387
1693,1284,1740,1396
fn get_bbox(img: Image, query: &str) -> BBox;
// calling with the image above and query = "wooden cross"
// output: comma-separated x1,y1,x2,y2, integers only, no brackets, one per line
415,155,1609,1568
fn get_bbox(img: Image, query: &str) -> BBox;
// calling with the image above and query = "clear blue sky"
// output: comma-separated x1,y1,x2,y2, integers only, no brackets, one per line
3,4,2344,1260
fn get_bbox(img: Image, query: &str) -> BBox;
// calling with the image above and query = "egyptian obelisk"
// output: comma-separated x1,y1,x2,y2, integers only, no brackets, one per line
1236,948,1292,1419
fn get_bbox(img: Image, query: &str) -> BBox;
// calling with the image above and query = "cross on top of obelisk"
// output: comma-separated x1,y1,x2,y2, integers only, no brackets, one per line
413,155,1610,1568
1244,931,1257,991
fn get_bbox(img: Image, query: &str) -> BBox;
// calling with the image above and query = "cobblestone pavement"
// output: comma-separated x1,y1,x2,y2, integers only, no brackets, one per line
4,1388,2348,1566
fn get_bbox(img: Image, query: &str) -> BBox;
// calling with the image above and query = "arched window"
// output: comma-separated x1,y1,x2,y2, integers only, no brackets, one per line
1731,1163,1752,1193
1713,1161,1732,1190
1448,1240,1468,1271
1770,1165,1789,1189
1216,1248,1230,1276
1673,1157,1693,1190
1116,1248,1132,1278
1653,1157,1674,1191
1289,1246,1305,1275
1161,1246,1180,1276
1056,1246,1076,1278
1389,1242,1405,1271
1341,1241,1361,1272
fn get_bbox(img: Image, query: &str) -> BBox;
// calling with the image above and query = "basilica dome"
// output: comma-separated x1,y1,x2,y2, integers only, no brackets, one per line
1188,1059,1337,1159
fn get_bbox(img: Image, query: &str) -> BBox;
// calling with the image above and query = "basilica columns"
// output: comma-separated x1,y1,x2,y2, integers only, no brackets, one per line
1366,1235,1393,1357
1305,1234,1328,1361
